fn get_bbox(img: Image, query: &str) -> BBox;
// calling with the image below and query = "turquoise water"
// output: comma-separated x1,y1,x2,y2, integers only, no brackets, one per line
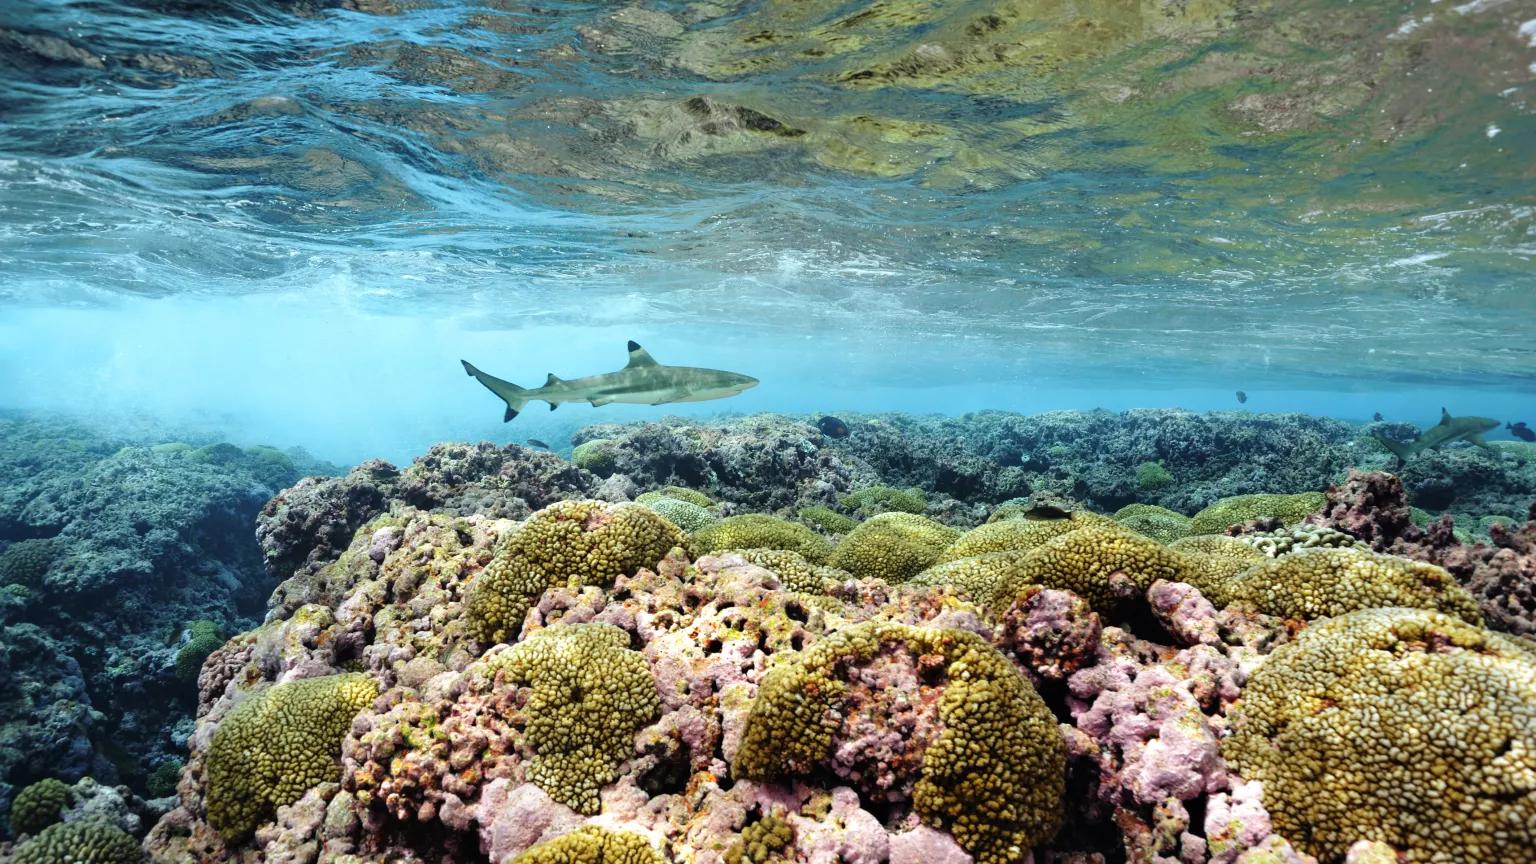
2,0,1534,460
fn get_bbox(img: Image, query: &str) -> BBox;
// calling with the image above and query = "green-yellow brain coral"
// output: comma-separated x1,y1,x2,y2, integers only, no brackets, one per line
939,512,1111,563
174,620,224,683
732,548,845,594
640,496,719,532
205,673,378,841
1227,547,1482,623
511,500,686,588
829,512,961,582
690,514,834,563
725,813,795,864
1000,524,1193,611
1189,492,1325,535
796,505,856,535
736,622,1064,864
508,826,663,864
1112,504,1193,544
9,777,71,837
635,485,714,507
840,485,927,516
1225,607,1536,862
1166,535,1268,606
12,822,144,864
494,623,659,814
465,545,551,645
911,552,1030,609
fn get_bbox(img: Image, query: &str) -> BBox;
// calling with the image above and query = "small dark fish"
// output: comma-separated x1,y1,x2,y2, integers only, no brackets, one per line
1509,422,1536,443
1235,390,1247,404
526,438,551,450
1373,412,1383,422
817,415,850,438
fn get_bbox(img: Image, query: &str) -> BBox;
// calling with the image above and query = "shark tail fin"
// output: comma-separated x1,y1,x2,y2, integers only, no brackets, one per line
462,360,529,422
1372,431,1413,466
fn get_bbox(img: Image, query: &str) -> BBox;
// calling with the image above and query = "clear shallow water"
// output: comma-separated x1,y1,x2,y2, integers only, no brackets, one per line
1,0,1534,460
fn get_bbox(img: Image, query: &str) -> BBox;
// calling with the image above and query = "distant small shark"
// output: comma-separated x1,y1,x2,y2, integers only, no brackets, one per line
1372,408,1499,464
462,341,758,421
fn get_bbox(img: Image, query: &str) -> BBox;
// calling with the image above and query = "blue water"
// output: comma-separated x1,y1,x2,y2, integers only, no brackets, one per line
1,0,1534,462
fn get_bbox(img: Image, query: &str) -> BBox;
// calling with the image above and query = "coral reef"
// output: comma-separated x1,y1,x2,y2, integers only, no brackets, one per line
205,674,378,841
1310,470,1536,635
690,514,834,563
735,622,1066,864
0,416,327,818
828,512,960,582
1225,607,1536,862
10,820,145,863
9,777,71,837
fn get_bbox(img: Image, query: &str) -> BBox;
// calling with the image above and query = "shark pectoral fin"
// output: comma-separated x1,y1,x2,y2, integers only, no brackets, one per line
625,340,659,368
1471,434,1493,451
590,397,614,407
549,402,558,411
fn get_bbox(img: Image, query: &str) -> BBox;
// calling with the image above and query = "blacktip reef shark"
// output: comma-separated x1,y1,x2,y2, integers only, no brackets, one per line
462,341,758,421
1372,408,1500,464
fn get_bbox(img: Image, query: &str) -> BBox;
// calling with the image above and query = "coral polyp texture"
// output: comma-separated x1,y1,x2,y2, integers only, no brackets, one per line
734,622,1066,864
1225,607,1536,862
828,512,961,582
204,673,378,841
124,415,1536,864
1189,492,1327,535
1228,546,1483,623
12,821,145,864
498,623,660,814
689,513,835,563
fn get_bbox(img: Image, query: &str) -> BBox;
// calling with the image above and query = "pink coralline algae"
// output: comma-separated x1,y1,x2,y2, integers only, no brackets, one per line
147,463,1512,864
1311,469,1536,635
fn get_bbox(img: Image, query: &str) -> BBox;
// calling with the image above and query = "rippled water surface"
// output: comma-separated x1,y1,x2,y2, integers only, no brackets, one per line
1,0,1534,442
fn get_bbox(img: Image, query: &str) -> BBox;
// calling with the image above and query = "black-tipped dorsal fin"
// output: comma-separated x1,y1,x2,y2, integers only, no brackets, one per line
544,373,563,387
625,340,659,367
1440,407,1452,425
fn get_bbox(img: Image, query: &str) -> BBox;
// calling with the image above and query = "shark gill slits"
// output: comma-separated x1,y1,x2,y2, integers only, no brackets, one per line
817,415,849,438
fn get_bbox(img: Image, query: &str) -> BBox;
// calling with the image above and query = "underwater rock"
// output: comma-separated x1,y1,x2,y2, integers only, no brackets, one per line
1311,470,1536,636
0,417,325,824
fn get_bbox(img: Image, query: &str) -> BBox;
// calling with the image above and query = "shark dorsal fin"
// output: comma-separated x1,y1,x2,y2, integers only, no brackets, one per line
625,340,659,368
1440,407,1452,426
545,373,563,387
